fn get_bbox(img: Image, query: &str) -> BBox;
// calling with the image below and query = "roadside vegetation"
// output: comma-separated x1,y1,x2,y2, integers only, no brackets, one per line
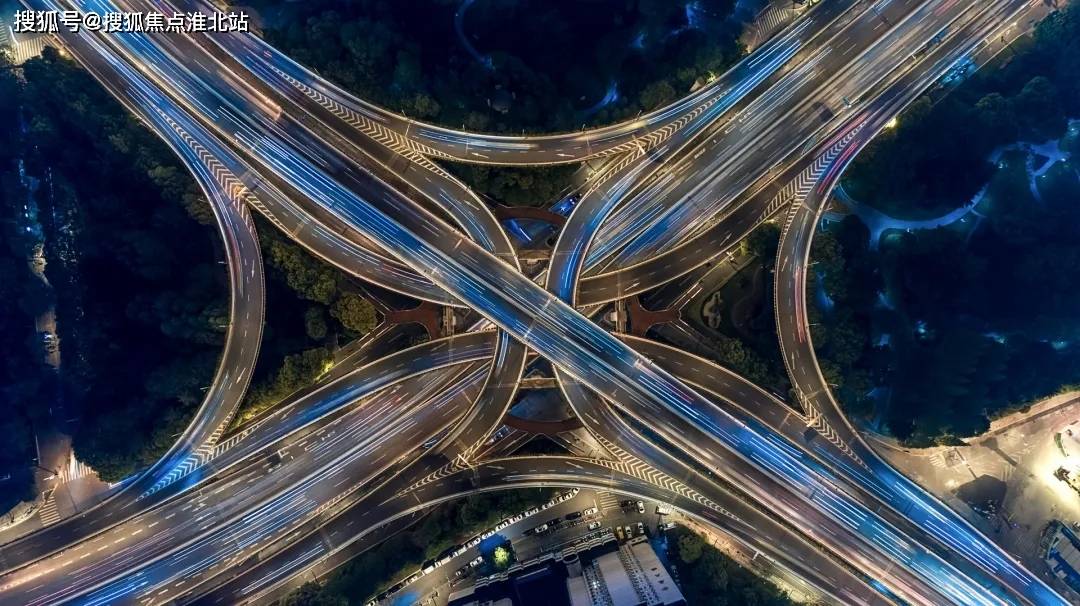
281,490,553,606
0,52,46,509
668,526,794,605
11,48,228,481
233,221,379,427
2,47,379,482
247,0,746,134
444,162,580,208
817,5,1080,445
688,223,791,395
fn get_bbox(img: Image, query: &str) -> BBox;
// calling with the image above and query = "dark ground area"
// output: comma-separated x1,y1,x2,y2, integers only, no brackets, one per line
12,48,229,482
817,5,1080,445
0,52,47,509
1,47,377,483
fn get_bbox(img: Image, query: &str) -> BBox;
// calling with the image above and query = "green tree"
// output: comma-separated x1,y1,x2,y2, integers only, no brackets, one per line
331,292,378,334
639,80,676,110
677,532,705,564
304,306,328,340
262,233,339,305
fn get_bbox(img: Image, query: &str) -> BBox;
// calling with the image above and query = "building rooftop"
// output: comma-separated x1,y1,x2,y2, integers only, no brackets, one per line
1044,521,1080,596
451,533,684,606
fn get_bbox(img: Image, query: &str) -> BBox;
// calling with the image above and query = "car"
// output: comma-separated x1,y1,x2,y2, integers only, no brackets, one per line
481,530,495,539
615,526,625,540
636,522,645,535
625,525,633,537
661,521,677,531
466,537,481,548
469,556,483,567
588,521,602,531
636,501,645,514
455,565,470,578
583,507,598,516
566,511,583,521
620,500,635,508
655,504,672,516
533,523,549,534
525,507,540,516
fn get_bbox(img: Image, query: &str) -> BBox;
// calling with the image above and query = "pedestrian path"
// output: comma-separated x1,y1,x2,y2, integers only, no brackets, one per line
38,491,60,526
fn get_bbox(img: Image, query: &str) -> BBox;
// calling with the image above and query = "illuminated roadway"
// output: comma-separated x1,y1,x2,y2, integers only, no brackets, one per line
0,0,1069,604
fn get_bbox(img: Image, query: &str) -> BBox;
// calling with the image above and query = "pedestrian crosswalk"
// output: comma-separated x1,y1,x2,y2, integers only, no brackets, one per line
757,6,796,42
38,491,60,526
58,454,95,484
598,491,622,513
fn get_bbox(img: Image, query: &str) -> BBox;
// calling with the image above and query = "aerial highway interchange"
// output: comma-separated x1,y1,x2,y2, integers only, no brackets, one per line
0,0,1071,604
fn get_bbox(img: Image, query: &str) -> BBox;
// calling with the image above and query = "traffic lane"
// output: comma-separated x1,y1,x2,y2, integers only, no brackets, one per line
0,330,494,574
166,331,499,500
170,0,859,165
549,0,880,303
772,4,1060,605
133,0,520,261
1,363,486,606
575,142,792,304
48,2,1036,600
0,16,268,571
581,0,966,273
190,459,886,606
69,0,455,305
377,490,602,606
85,366,488,606
581,0,970,275
556,370,954,606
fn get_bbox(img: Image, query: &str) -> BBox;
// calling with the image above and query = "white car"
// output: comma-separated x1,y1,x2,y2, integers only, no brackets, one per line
587,521,602,531
583,507,598,516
